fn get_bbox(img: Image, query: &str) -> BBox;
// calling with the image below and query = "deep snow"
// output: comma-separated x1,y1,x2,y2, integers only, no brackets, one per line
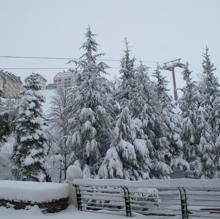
0,205,146,219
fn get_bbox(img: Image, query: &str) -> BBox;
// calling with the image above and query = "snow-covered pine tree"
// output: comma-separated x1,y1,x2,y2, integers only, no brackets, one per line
179,63,202,177
67,27,115,176
152,65,172,109
24,73,44,91
117,38,136,109
129,62,153,118
196,106,216,178
152,65,189,178
12,75,48,181
99,107,150,180
200,47,219,105
201,47,220,148
145,65,172,178
197,47,220,178
99,54,159,179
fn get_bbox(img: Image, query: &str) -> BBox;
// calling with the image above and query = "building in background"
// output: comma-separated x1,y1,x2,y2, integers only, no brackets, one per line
24,73,47,90
0,71,24,98
54,71,78,89
46,83,56,90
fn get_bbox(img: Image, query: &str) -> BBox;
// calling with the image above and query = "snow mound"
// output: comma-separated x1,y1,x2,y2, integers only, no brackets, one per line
0,180,69,202
66,165,83,181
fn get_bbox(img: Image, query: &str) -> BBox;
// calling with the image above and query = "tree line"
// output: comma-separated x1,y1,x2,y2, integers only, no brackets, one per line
1,27,220,181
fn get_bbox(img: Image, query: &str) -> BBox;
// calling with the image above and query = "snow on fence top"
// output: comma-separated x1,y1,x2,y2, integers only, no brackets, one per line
0,180,69,202
73,178,220,189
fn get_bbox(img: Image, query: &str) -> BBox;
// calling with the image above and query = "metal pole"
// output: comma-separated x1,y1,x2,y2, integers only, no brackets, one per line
162,59,185,102
172,67,178,101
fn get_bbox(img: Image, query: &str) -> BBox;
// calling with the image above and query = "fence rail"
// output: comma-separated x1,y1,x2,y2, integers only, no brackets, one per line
72,179,220,218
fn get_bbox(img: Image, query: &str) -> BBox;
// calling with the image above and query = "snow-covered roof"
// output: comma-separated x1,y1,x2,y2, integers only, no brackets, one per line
36,73,47,82
54,71,77,79
0,71,22,84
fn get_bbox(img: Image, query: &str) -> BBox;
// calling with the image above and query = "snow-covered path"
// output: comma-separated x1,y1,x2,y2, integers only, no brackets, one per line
0,205,146,219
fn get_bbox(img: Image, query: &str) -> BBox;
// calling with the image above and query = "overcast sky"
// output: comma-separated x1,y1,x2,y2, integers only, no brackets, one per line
0,0,219,94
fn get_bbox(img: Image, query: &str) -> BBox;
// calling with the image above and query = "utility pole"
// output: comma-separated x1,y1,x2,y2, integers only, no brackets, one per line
162,58,185,101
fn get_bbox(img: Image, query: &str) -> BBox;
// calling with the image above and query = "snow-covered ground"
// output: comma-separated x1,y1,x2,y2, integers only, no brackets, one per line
73,178,220,188
0,205,146,219
0,179,220,219
0,205,218,219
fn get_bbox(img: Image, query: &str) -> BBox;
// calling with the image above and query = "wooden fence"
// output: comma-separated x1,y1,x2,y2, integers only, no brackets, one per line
72,179,220,219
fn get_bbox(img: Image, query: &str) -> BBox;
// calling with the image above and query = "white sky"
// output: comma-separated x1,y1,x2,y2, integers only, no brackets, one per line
0,0,219,95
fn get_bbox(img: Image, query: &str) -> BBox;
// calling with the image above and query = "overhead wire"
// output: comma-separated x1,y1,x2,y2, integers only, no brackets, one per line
0,55,165,71
0,55,164,64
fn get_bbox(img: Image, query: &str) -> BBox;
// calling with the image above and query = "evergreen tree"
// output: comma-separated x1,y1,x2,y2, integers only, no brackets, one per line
179,63,202,177
12,75,48,181
24,73,44,90
68,27,115,176
133,63,172,178
99,107,150,180
196,106,216,178
153,66,189,177
152,65,171,109
100,48,173,179
201,48,220,154
200,47,219,104
118,47,162,179
198,47,220,178
117,38,136,109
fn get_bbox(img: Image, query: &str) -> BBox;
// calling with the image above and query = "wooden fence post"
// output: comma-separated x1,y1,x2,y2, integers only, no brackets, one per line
178,187,189,219
74,184,82,211
122,187,132,217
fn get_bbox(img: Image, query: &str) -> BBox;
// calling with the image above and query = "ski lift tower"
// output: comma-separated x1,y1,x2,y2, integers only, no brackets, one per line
162,58,185,101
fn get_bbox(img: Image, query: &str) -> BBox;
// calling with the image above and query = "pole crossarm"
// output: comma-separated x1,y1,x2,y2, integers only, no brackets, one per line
161,58,185,101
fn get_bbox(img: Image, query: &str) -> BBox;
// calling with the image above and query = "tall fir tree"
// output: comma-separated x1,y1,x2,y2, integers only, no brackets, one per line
99,45,154,180
68,27,115,176
152,65,171,109
99,107,150,180
12,75,48,181
179,63,202,177
200,47,219,105
117,38,136,109
153,66,189,177
197,47,220,178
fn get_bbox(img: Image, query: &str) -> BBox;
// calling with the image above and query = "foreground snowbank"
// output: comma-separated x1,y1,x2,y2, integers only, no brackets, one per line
0,205,146,219
0,180,69,202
